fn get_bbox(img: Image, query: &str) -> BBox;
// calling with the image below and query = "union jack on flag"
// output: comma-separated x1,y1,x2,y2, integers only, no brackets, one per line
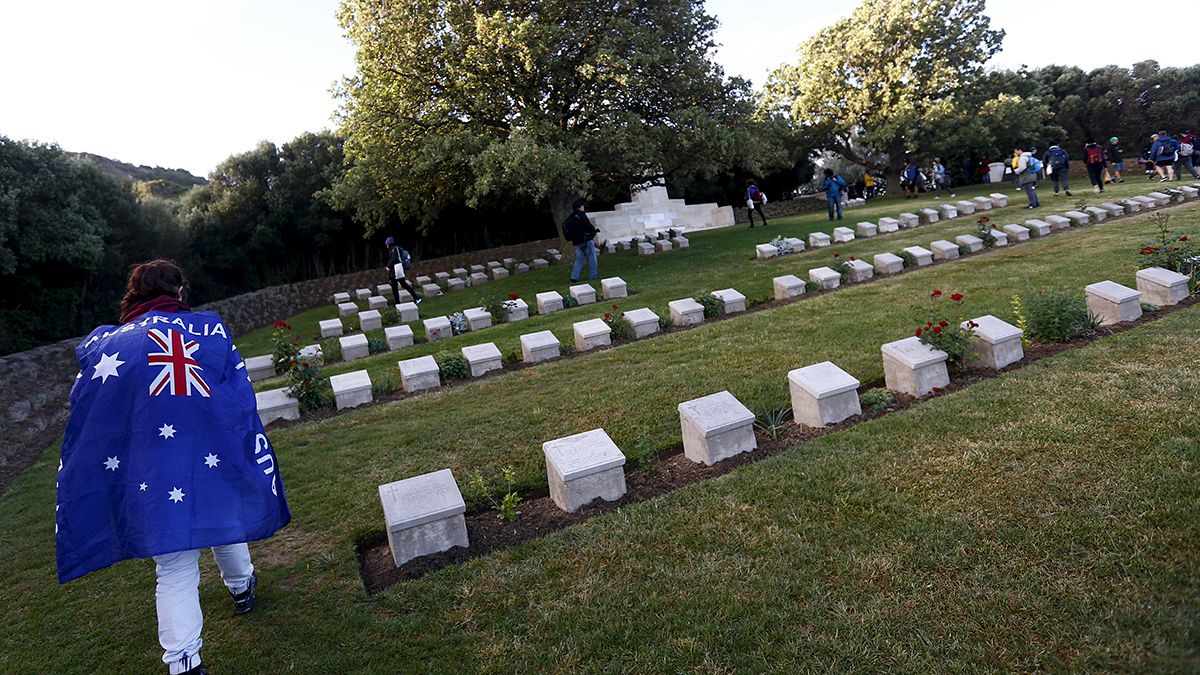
147,328,211,397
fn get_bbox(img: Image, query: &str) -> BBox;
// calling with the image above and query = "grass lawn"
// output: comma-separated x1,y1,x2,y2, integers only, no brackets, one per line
0,193,1197,671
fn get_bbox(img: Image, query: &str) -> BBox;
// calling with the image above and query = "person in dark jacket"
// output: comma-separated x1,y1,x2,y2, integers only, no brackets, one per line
385,236,420,303
1102,137,1124,184
563,198,599,282
1042,143,1071,196
1179,130,1199,180
1149,132,1179,182
744,180,768,228
818,169,847,219
1082,139,1107,193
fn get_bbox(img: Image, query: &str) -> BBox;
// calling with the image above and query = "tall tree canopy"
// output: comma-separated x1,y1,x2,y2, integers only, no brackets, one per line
763,0,1023,184
333,0,781,240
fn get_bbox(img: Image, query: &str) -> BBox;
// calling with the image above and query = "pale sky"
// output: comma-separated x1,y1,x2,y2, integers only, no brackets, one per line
0,0,1180,177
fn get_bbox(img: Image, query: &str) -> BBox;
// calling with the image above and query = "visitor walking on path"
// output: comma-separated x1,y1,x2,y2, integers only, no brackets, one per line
744,180,769,228
1013,145,1041,209
1043,143,1072,196
819,169,847,219
930,158,954,199
1150,132,1179,182
564,198,599,282
385,236,420,303
900,160,921,199
1179,130,1199,179
1083,139,1107,193
1104,137,1125,184
55,260,291,675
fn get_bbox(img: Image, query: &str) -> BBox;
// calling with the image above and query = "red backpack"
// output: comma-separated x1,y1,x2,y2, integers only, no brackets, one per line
1085,145,1105,164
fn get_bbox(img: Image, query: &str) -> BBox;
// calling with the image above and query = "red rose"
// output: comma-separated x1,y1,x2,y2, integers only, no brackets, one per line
931,289,943,297
1181,236,1190,241
933,326,943,334
612,304,618,310
939,320,948,327
915,328,923,337
927,321,933,328
833,252,841,258
849,256,856,261
620,312,625,317
950,293,963,301
932,386,942,392
509,293,519,300
604,313,611,319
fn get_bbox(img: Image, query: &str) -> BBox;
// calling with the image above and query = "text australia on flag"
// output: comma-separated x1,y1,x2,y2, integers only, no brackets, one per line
55,310,289,583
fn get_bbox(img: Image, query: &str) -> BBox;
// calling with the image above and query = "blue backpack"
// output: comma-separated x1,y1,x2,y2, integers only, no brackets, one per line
1048,147,1068,168
1027,156,1043,174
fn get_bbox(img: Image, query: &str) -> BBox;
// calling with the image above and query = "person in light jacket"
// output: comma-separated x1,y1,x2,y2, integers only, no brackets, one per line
1013,145,1040,209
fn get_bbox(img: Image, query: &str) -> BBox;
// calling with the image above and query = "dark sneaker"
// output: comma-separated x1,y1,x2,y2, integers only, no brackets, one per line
232,574,256,615
181,666,207,675
1065,190,1072,196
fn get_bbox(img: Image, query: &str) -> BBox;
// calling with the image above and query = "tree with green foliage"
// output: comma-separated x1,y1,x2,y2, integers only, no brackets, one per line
762,0,1016,188
332,0,782,246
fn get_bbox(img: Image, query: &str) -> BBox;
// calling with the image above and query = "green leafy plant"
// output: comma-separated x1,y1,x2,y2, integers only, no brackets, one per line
913,289,977,375
695,292,721,318
957,244,971,256
501,349,521,366
467,465,521,521
977,216,996,248
563,296,579,309
371,372,398,397
1010,294,1030,347
435,353,469,380
898,250,917,269
630,434,658,473
380,305,399,325
804,280,821,293
753,406,792,440
658,316,672,330
482,293,517,324
320,337,342,363
602,303,635,340
1023,288,1100,343
860,389,896,412
285,358,330,414
367,337,388,354
270,321,300,371
1137,213,1197,291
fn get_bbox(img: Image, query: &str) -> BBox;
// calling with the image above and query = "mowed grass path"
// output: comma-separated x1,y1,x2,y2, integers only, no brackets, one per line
0,198,1197,671
235,178,1172,380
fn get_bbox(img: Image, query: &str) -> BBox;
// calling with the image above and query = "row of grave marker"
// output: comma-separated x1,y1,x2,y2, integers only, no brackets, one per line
374,263,1192,568
756,187,1199,261
252,186,1199,424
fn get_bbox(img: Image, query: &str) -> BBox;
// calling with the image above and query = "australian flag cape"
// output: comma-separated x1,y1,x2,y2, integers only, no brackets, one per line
56,310,290,583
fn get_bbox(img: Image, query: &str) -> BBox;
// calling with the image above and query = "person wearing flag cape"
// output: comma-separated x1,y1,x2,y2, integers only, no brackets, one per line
56,260,291,675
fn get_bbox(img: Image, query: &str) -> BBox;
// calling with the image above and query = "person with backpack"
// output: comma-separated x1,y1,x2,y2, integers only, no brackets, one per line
1082,139,1108,193
1179,130,1199,179
819,169,847,219
1042,143,1072,196
1103,137,1125,184
900,160,921,199
1013,144,1041,209
563,198,599,282
930,158,954,199
1150,131,1180,182
385,236,420,304
743,180,768,228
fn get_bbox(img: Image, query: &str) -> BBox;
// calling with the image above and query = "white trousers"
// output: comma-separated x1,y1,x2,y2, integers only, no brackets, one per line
154,544,254,674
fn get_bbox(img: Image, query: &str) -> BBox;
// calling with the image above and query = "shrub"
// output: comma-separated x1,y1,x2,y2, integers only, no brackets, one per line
957,244,971,256
804,280,821,293
913,289,977,375
320,337,342,363
695,293,721,318
371,372,398,397
602,304,634,341
467,465,521,521
482,293,518,324
630,434,658,473
753,406,791,439
270,321,300,371
367,337,388,355
1010,294,1030,347
898,250,917,269
501,349,521,366
380,305,399,325
285,358,330,414
860,389,896,412
435,353,469,380
1022,288,1100,343
658,316,672,330
1137,213,1197,291
977,216,996,248
562,296,579,309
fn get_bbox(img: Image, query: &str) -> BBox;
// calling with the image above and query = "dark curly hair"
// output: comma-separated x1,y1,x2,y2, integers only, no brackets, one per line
120,260,187,319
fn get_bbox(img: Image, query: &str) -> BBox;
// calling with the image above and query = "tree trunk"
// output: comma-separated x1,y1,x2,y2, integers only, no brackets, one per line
548,191,572,258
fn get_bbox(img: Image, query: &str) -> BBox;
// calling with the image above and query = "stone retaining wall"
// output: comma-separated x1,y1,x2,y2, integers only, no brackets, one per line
732,195,829,224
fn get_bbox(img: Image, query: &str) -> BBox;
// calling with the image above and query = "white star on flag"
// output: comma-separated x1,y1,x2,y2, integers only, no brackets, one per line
158,424,176,440
168,487,185,503
103,456,120,471
91,352,125,383
139,482,148,492
204,453,220,468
